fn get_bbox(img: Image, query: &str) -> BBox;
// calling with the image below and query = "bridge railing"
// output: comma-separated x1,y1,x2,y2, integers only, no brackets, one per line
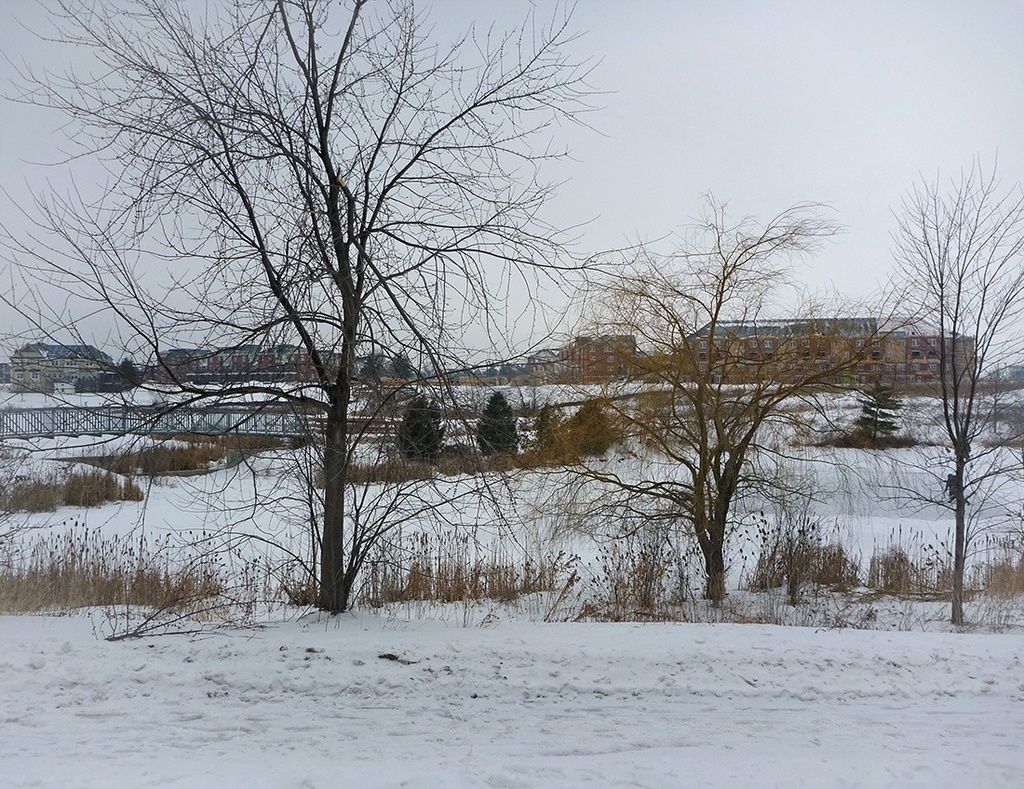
0,405,321,441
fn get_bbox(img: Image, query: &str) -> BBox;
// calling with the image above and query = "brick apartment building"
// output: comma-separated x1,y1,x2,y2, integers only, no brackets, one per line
156,345,319,385
688,318,974,385
558,335,638,383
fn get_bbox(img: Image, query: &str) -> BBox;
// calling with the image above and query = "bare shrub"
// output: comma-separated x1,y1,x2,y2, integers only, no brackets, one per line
567,399,619,457
515,400,624,470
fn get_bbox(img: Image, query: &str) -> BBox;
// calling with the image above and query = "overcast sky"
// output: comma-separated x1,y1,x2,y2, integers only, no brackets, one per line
2,0,1024,354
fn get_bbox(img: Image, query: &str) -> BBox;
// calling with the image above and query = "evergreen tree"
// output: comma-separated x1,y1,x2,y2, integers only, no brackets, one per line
397,395,443,462
477,391,519,456
117,358,143,388
358,353,386,381
392,352,418,381
854,380,902,443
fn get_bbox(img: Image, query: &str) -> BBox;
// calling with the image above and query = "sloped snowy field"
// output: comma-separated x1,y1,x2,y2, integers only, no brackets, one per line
4,613,1024,789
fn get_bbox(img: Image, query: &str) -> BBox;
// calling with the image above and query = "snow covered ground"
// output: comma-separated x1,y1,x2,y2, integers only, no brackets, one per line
4,386,1024,786
4,612,1024,789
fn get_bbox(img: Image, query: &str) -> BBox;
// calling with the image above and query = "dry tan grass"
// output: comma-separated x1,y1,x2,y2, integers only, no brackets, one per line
63,470,144,507
106,435,285,475
332,452,538,487
359,530,563,606
745,515,860,604
0,528,225,613
1,470,144,513
576,532,681,622
0,479,63,513
974,537,1024,598
979,560,1024,598
343,458,438,486
867,545,952,596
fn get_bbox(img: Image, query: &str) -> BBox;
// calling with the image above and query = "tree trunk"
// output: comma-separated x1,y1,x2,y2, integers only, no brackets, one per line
704,538,726,603
318,405,350,613
951,466,967,626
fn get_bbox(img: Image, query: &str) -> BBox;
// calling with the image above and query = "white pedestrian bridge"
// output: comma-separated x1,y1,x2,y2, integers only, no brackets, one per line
0,405,315,441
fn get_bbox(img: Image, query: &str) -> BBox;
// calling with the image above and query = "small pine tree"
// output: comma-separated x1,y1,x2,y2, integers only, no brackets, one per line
359,352,386,381
117,358,143,388
397,395,443,462
392,352,418,381
854,380,902,443
477,391,519,456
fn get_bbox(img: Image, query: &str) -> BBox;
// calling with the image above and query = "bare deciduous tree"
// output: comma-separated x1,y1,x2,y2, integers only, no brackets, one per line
894,163,1024,625
576,200,880,602
3,0,590,612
